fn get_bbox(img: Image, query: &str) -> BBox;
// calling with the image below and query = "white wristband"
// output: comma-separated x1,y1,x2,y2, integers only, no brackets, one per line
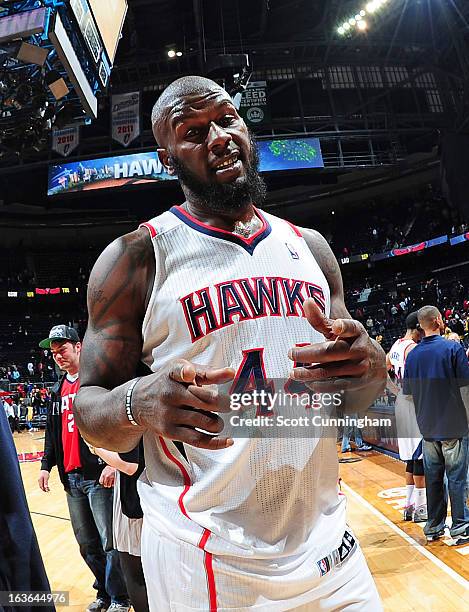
125,377,141,427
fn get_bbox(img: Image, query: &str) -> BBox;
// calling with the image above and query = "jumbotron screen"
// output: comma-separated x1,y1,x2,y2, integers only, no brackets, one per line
47,137,324,196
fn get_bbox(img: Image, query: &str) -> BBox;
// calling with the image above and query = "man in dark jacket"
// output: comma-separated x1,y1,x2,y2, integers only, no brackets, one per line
37,325,129,612
1,399,54,612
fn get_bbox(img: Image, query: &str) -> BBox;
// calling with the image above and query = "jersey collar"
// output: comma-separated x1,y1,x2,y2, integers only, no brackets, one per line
170,205,271,256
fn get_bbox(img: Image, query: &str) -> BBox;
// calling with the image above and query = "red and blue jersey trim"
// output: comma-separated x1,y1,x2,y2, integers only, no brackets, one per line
139,221,157,238
170,205,271,255
158,437,218,610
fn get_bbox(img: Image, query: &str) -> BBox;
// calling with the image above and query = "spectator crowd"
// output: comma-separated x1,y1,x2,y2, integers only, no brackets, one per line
2,381,51,433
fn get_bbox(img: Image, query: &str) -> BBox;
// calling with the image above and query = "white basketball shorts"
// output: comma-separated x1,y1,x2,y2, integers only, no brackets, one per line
141,522,382,611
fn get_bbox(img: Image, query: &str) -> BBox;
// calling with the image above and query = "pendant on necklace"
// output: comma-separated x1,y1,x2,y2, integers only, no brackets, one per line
233,217,261,238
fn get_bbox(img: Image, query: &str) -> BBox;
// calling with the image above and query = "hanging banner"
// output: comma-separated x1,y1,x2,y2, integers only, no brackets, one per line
52,125,80,157
238,81,270,128
111,91,140,147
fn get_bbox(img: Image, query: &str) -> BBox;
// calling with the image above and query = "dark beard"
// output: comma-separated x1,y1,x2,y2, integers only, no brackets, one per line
170,137,267,214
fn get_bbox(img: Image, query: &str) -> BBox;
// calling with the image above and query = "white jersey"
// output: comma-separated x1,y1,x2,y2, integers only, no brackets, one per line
388,337,422,461
388,337,416,383
137,206,345,569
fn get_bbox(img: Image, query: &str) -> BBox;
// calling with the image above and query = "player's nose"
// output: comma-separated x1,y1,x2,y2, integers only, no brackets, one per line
207,121,231,153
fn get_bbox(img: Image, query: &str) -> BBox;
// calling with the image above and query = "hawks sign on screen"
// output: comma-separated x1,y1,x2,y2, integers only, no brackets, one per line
47,137,323,195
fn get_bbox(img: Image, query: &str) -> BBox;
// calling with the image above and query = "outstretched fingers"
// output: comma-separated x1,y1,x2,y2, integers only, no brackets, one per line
168,359,235,387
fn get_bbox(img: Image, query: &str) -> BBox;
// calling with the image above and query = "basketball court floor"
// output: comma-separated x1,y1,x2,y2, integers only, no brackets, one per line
14,432,468,611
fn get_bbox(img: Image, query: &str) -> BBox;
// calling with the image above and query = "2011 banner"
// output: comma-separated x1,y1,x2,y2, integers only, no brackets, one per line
111,91,140,147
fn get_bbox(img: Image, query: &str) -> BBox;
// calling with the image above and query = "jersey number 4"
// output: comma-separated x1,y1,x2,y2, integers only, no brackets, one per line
230,347,311,415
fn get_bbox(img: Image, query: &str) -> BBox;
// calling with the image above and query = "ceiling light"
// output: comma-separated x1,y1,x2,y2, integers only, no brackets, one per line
357,19,368,30
167,49,176,58
337,26,345,35
343,22,351,30
360,9,366,16
349,17,356,25
355,14,362,20
176,51,183,57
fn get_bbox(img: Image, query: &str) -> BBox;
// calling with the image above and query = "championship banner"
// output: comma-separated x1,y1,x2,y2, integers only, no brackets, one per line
52,125,80,157
111,91,140,147
238,81,270,128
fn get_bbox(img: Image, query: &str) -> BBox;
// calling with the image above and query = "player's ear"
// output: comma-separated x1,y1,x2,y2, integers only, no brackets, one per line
157,148,176,175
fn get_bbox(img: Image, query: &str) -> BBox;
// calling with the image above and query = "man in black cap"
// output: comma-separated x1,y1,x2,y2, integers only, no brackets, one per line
37,325,129,612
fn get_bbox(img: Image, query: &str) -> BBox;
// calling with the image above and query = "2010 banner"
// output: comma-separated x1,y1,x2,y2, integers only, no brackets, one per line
52,125,80,157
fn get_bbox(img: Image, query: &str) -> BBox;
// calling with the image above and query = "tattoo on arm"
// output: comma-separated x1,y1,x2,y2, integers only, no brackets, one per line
299,227,350,319
81,229,154,389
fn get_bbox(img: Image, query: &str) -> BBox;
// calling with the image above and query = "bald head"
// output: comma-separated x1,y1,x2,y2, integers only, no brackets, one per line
151,76,227,145
417,305,442,332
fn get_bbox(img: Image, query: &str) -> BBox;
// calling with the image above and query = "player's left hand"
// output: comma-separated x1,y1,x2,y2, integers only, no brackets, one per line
288,299,387,411
99,465,116,488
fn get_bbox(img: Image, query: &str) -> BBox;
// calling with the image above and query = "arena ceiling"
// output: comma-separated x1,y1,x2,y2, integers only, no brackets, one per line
111,0,469,89
118,0,328,60
0,0,468,214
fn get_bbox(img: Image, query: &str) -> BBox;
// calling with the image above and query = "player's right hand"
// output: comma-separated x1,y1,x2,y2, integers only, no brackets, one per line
38,470,50,492
132,359,236,451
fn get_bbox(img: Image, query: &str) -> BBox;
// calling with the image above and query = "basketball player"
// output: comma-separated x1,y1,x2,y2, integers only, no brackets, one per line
75,76,387,611
387,312,427,522
37,325,129,612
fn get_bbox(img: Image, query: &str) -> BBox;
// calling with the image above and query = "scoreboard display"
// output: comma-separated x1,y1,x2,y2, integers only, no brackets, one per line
88,0,128,65
68,0,127,87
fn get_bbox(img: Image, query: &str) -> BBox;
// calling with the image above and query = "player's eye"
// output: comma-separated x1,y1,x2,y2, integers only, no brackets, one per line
185,127,203,139
219,115,236,127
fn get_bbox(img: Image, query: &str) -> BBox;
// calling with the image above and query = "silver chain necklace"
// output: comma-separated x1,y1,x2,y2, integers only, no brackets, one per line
233,215,262,238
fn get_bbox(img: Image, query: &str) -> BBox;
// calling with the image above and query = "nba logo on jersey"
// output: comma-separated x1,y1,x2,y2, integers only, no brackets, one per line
285,242,299,259
317,557,330,577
